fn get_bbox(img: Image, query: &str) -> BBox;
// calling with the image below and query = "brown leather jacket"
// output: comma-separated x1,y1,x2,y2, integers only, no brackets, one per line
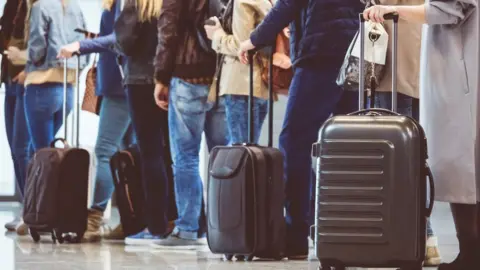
154,0,217,86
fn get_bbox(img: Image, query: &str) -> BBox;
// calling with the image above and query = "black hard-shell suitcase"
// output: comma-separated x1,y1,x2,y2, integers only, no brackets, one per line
311,14,435,270
207,49,286,261
23,55,90,243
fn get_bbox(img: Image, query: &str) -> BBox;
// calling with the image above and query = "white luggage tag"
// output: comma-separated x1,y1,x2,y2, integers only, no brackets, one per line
351,21,388,65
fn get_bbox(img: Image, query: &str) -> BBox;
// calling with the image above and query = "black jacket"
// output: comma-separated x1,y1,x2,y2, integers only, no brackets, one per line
114,0,158,85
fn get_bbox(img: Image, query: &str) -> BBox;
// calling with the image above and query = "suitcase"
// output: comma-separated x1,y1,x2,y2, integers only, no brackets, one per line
207,48,286,261
110,113,178,238
310,13,435,270
23,54,90,244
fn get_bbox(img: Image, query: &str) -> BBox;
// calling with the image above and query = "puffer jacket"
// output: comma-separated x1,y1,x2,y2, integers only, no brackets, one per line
250,0,364,68
154,0,217,86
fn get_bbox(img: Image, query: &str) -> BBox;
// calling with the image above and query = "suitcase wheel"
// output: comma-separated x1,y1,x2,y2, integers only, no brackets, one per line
235,255,245,261
30,229,40,243
245,255,254,261
224,254,233,261
54,230,64,244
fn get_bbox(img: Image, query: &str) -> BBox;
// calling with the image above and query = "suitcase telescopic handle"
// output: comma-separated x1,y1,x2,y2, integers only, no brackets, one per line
62,52,81,148
247,47,275,147
358,12,399,111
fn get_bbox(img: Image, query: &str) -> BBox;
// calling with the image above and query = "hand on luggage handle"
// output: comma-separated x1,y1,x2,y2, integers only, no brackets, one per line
360,12,399,22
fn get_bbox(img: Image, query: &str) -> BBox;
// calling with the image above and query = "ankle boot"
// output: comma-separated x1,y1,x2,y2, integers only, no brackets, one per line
438,237,476,270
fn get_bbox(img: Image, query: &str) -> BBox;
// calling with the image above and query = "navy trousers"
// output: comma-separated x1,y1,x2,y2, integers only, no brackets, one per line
279,66,357,253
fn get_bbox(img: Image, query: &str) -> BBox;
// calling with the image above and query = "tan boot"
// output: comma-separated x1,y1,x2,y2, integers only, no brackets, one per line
424,236,442,266
15,219,29,236
82,209,104,242
103,224,124,240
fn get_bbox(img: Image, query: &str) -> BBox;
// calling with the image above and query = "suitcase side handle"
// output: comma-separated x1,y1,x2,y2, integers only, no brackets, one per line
426,165,435,217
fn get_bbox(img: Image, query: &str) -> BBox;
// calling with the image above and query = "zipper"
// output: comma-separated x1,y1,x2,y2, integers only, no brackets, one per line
121,151,136,217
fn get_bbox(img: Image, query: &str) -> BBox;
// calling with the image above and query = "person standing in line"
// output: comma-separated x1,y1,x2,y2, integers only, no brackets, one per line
22,0,87,233
372,0,441,266
204,0,277,145
57,0,135,242
364,2,479,269
151,0,229,247
237,0,364,259
0,0,31,234
114,0,179,245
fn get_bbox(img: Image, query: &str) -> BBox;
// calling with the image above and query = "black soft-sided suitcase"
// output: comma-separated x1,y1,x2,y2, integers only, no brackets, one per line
310,14,435,270
23,55,90,243
110,112,178,238
207,49,286,261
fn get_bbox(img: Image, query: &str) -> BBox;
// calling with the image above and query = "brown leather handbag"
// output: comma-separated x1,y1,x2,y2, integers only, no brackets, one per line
81,54,102,115
261,29,293,96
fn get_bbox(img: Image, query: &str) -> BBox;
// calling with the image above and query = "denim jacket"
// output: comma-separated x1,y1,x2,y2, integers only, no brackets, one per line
25,0,87,73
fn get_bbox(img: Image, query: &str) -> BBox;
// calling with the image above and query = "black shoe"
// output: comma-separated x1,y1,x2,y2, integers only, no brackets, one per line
438,253,476,270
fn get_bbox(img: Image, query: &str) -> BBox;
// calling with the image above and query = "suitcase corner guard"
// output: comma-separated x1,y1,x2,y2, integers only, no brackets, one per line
311,143,321,157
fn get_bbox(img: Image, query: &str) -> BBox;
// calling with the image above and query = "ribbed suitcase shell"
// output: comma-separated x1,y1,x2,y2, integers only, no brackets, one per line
312,114,428,268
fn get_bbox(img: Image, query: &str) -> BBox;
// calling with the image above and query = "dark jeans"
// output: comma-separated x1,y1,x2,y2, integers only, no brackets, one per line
374,92,434,237
279,67,357,253
24,83,73,152
4,82,32,198
126,84,177,235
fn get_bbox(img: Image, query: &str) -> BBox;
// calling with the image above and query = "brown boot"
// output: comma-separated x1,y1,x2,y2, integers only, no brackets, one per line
83,209,104,242
103,224,124,240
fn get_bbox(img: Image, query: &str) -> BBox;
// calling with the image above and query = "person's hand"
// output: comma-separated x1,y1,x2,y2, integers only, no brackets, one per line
204,16,222,40
154,83,169,111
57,41,80,59
238,39,255,64
273,53,291,69
12,70,26,84
363,5,397,23
4,46,26,64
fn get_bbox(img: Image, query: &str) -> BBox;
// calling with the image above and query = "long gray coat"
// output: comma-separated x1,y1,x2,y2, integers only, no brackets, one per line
419,0,478,204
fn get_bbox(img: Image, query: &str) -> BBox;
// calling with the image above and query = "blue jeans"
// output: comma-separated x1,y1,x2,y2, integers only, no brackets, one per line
4,82,32,198
224,95,267,144
24,83,72,151
279,67,358,253
91,96,135,212
126,84,175,235
169,78,228,239
375,92,434,237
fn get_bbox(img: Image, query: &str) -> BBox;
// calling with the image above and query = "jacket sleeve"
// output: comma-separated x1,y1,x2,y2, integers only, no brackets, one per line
79,35,116,54
114,0,141,56
426,0,477,25
212,0,272,56
27,2,48,66
0,0,19,39
154,0,183,85
250,0,308,47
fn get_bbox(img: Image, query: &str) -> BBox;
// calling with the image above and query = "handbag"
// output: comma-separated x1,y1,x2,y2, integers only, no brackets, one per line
81,54,102,115
260,28,293,95
336,0,388,91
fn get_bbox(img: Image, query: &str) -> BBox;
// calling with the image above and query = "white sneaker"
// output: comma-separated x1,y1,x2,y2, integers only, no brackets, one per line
16,220,29,236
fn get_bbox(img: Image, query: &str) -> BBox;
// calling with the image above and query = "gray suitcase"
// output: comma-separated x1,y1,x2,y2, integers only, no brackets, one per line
310,13,435,270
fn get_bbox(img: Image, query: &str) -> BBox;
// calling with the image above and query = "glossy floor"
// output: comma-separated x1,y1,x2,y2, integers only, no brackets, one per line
1,203,458,270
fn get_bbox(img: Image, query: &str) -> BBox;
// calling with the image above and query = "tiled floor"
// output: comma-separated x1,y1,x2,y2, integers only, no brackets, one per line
0,202,457,270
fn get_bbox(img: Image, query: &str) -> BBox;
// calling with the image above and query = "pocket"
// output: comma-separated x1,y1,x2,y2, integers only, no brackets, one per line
171,79,209,115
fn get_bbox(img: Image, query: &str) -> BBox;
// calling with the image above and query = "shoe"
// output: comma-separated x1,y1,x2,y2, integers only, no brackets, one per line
151,227,204,250
82,209,104,242
438,238,476,270
424,236,442,266
5,216,21,231
103,224,124,240
125,230,163,246
15,220,29,236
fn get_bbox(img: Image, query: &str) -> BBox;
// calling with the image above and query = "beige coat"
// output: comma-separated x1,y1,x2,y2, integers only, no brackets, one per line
376,0,424,99
209,0,272,101
420,0,478,204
